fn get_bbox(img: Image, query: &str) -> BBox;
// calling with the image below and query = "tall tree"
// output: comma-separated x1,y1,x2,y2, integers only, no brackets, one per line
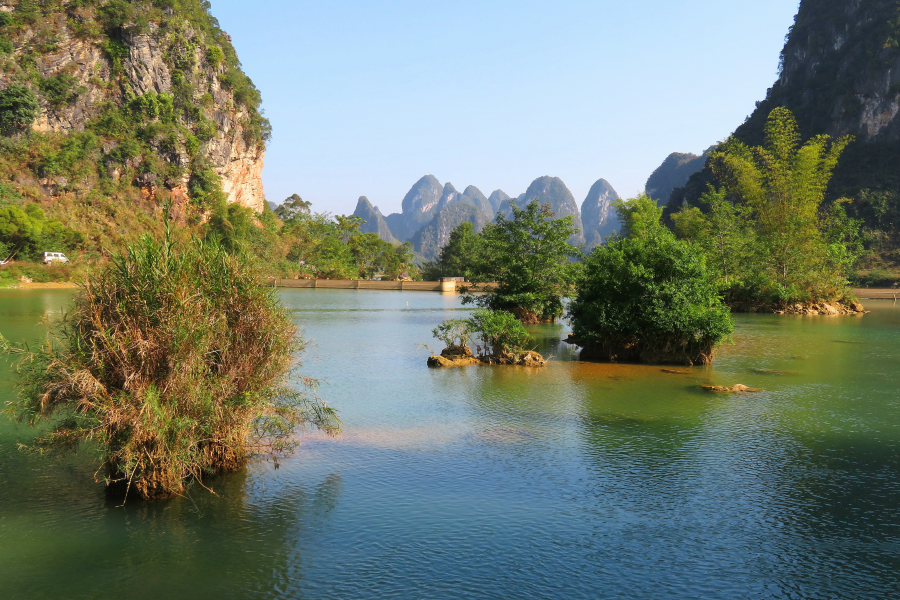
465,201,581,323
709,107,854,298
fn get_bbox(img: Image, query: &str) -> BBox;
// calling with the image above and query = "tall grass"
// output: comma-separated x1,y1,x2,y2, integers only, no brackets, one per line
3,224,339,500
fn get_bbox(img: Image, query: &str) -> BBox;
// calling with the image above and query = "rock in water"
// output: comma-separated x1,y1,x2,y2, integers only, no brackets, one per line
352,197,397,243
702,384,762,393
581,178,620,248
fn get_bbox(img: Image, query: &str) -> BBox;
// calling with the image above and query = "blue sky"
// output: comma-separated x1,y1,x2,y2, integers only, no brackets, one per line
211,0,800,215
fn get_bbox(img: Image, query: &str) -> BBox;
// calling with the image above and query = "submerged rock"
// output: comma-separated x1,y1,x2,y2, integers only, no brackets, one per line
702,384,762,393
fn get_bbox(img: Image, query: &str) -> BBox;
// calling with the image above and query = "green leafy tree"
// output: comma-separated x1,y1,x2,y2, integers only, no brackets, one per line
568,229,733,365
708,107,857,302
0,203,83,259
0,85,39,135
422,221,484,280
613,193,664,239
275,194,312,222
466,201,582,323
672,186,755,286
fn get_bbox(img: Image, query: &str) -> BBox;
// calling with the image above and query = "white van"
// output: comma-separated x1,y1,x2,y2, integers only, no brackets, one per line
42,252,70,265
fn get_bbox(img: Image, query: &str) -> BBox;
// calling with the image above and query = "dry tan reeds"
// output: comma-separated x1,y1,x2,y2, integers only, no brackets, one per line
3,225,339,500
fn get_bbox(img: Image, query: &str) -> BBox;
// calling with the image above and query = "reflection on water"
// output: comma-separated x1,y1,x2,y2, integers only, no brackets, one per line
1,289,900,598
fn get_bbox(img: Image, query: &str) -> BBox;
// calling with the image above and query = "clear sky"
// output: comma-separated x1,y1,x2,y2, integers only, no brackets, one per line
210,0,800,216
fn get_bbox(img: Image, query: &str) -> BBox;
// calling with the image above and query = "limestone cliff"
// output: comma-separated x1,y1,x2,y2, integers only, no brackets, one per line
410,200,491,261
666,0,900,242
352,196,396,243
0,0,268,218
504,176,585,246
581,178,619,248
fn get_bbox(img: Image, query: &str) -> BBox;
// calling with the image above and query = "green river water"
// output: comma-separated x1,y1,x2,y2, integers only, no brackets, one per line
1,289,899,599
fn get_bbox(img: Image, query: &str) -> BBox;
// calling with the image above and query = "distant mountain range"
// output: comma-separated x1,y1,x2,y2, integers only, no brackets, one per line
351,175,622,261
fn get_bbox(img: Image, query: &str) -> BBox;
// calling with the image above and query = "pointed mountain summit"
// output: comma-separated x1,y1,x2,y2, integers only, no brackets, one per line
352,196,396,243
581,179,620,248
510,176,585,246
437,182,461,211
462,186,493,219
385,175,444,241
646,150,711,202
488,190,510,213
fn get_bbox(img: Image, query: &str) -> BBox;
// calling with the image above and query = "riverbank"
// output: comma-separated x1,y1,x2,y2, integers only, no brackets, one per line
0,281,79,290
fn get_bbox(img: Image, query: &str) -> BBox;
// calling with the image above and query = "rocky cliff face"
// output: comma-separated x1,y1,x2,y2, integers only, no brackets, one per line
506,176,585,246
487,189,509,213
667,0,900,236
747,0,900,143
645,151,709,203
581,178,619,248
385,175,444,241
0,0,268,214
352,196,396,243
410,200,491,261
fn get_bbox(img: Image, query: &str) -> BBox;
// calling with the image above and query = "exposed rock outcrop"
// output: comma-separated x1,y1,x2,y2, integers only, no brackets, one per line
384,175,444,241
645,150,710,203
487,189,510,213
352,196,396,243
774,301,867,316
702,384,761,393
410,200,491,261
581,178,619,248
0,1,268,212
503,176,586,246
427,345,546,368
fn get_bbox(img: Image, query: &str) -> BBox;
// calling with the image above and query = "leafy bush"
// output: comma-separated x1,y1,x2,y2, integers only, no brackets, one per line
431,318,471,350
39,73,83,108
0,85,39,135
568,229,733,365
0,203,83,259
205,45,224,67
3,226,340,500
432,309,533,359
467,309,533,358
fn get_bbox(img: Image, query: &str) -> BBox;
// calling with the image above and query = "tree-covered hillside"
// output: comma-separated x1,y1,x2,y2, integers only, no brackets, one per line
0,0,270,263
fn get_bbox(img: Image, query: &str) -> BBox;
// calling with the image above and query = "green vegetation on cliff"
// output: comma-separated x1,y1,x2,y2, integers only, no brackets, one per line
0,0,271,269
671,108,862,308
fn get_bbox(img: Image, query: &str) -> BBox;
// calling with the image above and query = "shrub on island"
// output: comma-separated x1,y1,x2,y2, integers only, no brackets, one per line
428,309,546,367
566,229,733,365
3,227,339,500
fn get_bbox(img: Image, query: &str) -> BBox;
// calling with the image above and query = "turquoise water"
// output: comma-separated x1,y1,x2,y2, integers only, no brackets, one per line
1,289,900,599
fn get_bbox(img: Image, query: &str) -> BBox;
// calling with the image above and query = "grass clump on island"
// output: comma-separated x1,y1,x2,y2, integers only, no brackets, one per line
567,212,734,366
2,225,339,501
428,309,546,367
